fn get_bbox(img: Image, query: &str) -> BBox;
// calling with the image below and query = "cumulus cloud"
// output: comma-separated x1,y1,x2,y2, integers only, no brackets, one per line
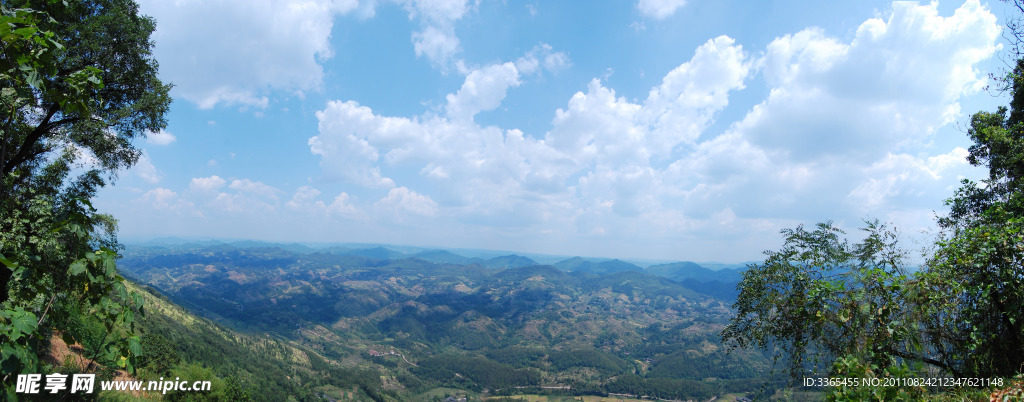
146,129,177,146
847,147,973,209
398,0,473,69
188,176,271,212
286,185,322,209
190,175,227,193
375,186,438,217
742,0,1000,161
309,102,399,188
137,0,361,109
688,0,1000,224
140,188,193,211
286,186,364,218
445,62,521,121
209,192,271,213
310,35,751,225
187,178,282,214
134,153,162,183
515,44,571,75
228,179,280,199
288,1,996,258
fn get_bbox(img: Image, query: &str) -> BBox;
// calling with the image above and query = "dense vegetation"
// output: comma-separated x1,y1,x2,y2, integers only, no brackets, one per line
723,50,1024,402
4,0,1023,400
116,242,773,400
1,0,169,397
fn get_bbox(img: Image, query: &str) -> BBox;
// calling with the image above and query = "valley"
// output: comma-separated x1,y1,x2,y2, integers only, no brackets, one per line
119,240,775,400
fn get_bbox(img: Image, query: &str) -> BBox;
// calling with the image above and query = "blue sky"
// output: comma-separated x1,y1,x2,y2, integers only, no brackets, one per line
97,0,1012,262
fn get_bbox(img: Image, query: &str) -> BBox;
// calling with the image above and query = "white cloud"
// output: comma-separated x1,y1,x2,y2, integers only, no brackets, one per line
642,35,751,154
286,185,322,209
375,186,438,217
210,192,276,213
637,0,686,19
398,0,473,69
140,188,193,211
742,0,1000,161
927,147,970,173
445,62,521,121
190,179,282,214
413,25,461,69
134,153,162,183
137,0,361,109
544,51,571,73
327,192,362,217
146,129,177,146
228,179,280,199
163,0,997,261
847,147,974,209
286,186,368,220
515,44,571,75
309,102,399,188
311,36,751,227
190,175,227,193
663,0,999,226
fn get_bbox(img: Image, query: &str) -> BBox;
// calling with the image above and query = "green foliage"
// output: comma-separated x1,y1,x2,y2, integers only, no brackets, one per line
1,1,103,116
604,374,717,401
1,206,144,378
723,49,1024,397
722,220,920,379
921,215,1024,378
547,349,628,373
163,362,226,401
137,332,181,375
0,306,39,374
0,0,167,392
412,355,541,391
117,244,774,399
920,61,1024,380
485,346,545,368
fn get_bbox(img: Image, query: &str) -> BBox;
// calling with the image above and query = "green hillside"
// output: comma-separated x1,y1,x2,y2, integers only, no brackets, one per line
128,281,399,401
116,244,778,400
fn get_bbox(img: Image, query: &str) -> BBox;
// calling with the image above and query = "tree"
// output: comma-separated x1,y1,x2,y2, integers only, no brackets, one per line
1,0,170,297
723,29,1024,398
0,0,170,388
919,59,1024,379
721,221,934,380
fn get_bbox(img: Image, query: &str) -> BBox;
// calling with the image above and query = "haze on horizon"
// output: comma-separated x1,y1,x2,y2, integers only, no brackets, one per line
98,0,1011,263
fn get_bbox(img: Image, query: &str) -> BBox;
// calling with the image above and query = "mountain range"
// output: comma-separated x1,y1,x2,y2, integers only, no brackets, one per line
115,240,770,400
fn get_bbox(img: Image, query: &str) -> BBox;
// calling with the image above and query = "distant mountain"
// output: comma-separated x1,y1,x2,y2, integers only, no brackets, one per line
321,245,355,255
198,243,239,253
482,254,537,269
229,240,317,254
341,246,404,260
134,237,226,246
594,259,643,273
492,264,568,281
307,252,388,268
412,249,474,264
680,278,741,302
117,244,774,401
698,261,756,271
554,257,642,274
642,262,746,302
553,256,589,271
645,262,744,283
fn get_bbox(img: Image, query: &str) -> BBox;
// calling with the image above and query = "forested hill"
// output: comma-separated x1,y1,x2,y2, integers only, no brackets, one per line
116,242,775,400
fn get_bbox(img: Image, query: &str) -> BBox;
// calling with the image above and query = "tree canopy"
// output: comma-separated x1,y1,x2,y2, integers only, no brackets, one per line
724,33,1024,402
0,0,170,390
